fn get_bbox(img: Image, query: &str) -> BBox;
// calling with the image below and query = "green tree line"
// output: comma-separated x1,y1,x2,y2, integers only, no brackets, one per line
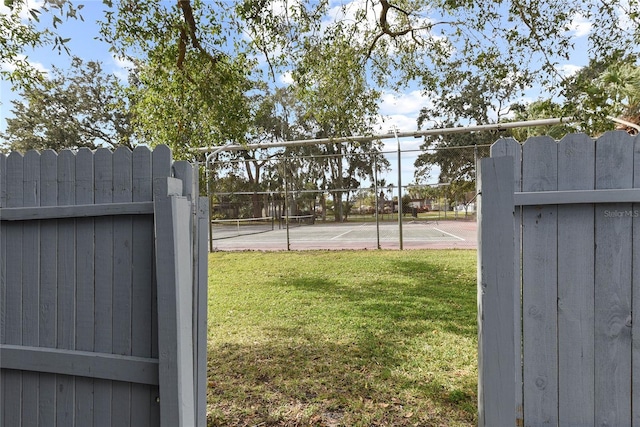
2,0,639,219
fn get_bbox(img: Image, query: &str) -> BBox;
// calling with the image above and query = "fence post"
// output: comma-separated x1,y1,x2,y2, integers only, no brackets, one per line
173,161,209,426
0,153,4,416
195,196,209,426
477,156,516,426
153,176,196,427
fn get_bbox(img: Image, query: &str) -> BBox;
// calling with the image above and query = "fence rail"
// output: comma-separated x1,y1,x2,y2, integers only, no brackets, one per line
478,131,640,426
0,145,208,427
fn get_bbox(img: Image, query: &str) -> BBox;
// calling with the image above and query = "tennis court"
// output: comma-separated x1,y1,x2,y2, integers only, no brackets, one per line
210,219,477,251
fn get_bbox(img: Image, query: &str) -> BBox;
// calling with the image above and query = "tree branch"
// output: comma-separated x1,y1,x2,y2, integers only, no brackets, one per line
176,0,221,69
365,0,454,60
379,0,412,37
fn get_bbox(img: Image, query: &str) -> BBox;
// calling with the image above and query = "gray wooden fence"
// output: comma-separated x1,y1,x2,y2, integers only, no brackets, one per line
478,131,640,426
0,145,209,426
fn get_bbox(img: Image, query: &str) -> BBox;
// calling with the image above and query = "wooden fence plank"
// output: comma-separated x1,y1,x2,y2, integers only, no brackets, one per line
633,134,640,425
521,136,558,425
174,161,209,425
490,137,523,424
557,133,595,425
0,201,154,220
477,156,516,426
514,188,640,205
0,153,4,417
22,150,41,426
0,152,5,206
0,145,205,426
594,131,634,426
150,145,173,427
131,146,156,426
173,161,200,425
0,345,158,385
195,196,209,427
4,152,24,426
491,137,522,191
75,147,95,425
38,149,58,423
154,176,196,427
113,147,134,426
151,145,172,362
94,147,114,427
57,150,77,426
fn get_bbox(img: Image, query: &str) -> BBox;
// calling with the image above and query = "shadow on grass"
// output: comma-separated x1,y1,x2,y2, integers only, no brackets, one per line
283,259,477,337
208,331,476,426
207,256,477,426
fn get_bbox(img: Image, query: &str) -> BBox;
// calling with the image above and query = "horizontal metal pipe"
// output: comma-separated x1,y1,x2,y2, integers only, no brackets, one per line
196,117,576,154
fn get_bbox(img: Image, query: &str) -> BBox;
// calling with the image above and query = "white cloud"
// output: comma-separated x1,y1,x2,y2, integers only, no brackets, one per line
616,0,637,32
374,90,432,152
111,55,134,81
0,53,49,77
0,0,45,42
279,71,294,85
568,14,592,38
326,0,377,29
556,63,583,77
378,90,431,122
0,0,45,19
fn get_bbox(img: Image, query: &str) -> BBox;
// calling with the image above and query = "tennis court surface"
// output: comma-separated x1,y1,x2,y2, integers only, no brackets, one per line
210,219,477,251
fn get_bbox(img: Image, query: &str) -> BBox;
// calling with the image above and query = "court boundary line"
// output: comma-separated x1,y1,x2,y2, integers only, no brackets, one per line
432,227,465,241
330,223,366,240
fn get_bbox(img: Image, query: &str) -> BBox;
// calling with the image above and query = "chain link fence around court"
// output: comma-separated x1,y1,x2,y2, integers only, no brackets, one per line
203,143,491,251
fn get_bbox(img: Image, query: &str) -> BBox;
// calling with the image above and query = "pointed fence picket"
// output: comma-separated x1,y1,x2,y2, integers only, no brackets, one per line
478,131,640,426
0,145,209,427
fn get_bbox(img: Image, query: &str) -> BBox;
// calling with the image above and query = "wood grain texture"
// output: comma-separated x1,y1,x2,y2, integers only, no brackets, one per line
477,156,516,427
0,145,206,426
1,344,158,385
633,134,640,425
557,133,595,425
514,187,640,205
131,146,156,426
149,146,173,426
75,147,95,425
22,150,40,426
154,177,195,427
0,153,5,423
56,150,76,426
38,149,58,424
0,201,154,220
0,153,5,419
5,152,24,426
521,136,558,426
113,147,133,426
594,131,634,426
489,137,524,424
195,196,209,426
93,147,114,426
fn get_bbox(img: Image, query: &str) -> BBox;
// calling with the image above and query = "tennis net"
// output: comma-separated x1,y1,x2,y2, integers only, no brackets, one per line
211,216,275,240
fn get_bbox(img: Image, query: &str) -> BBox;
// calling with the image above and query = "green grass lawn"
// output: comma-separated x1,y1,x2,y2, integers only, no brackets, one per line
207,250,477,426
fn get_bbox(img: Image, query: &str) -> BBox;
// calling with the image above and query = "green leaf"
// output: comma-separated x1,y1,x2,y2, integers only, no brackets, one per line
29,9,41,22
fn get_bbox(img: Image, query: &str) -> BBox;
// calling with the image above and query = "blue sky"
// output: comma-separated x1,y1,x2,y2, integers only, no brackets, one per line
0,0,594,187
